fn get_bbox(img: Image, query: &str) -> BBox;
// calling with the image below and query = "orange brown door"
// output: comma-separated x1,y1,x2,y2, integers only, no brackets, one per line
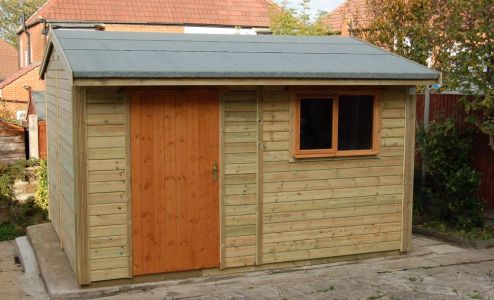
130,90,220,276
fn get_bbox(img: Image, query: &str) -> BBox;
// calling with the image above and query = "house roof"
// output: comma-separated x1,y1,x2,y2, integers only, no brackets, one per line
41,29,440,84
324,0,368,34
0,62,41,89
0,40,19,82
26,0,273,28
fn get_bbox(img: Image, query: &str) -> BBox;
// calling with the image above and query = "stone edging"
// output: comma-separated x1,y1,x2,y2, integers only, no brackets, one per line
413,226,494,249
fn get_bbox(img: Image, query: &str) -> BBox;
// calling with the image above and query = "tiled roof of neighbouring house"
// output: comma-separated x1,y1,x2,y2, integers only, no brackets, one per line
26,0,274,28
0,40,19,82
324,0,368,33
0,62,41,89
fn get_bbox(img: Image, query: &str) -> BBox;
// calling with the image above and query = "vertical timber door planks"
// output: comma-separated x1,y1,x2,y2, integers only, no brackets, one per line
131,90,220,276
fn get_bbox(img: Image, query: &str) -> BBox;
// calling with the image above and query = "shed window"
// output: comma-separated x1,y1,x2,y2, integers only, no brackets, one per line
300,98,334,150
294,93,379,158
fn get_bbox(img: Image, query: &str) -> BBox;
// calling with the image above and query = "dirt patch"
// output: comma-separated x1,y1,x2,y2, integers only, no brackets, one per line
0,241,32,299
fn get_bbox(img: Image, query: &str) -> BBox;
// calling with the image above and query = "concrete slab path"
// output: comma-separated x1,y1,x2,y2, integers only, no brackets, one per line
100,236,494,300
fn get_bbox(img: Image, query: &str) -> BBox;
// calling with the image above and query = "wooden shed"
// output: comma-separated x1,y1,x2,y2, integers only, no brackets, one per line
40,30,441,285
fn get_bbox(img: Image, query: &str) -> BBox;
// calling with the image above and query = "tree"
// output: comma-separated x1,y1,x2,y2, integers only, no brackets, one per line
0,0,46,47
356,0,439,67
436,0,494,149
269,0,333,36
358,0,494,150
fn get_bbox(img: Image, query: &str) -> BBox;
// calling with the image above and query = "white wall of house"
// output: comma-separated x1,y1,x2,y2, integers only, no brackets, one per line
184,26,258,35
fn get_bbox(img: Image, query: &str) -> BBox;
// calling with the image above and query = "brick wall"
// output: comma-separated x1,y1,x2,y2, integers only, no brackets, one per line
19,23,47,66
1,65,43,113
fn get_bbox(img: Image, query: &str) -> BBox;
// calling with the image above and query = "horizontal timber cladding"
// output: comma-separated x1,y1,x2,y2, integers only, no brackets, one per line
45,49,77,273
85,88,131,282
259,87,405,264
221,90,259,268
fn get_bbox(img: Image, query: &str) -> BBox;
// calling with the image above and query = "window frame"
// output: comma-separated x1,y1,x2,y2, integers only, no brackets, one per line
292,90,381,158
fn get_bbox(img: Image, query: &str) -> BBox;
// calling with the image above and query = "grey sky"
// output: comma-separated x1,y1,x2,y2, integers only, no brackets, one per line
275,0,345,15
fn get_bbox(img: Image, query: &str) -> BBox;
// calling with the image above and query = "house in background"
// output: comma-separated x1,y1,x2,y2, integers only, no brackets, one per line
0,62,43,120
0,39,20,116
2,0,273,118
40,29,439,286
0,40,18,82
324,0,368,36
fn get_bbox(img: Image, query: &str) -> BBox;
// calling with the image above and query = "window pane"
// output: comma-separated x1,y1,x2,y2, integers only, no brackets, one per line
338,95,374,151
300,98,333,150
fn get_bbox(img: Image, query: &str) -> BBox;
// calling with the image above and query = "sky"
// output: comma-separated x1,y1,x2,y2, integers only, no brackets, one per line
274,0,345,16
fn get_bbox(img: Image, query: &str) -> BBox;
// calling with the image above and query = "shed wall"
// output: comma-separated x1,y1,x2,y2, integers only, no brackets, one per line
80,85,409,281
85,88,130,282
220,86,407,267
45,49,77,271
259,88,405,263
222,90,259,267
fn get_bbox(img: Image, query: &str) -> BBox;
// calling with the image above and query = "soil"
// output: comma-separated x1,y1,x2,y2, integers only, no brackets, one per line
0,241,32,299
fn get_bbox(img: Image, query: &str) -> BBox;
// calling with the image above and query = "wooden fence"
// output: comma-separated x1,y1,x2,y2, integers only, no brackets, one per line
416,94,494,211
38,120,47,160
0,120,26,163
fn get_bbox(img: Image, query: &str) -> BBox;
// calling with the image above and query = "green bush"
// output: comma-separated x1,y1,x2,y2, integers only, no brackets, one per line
0,160,28,202
415,118,485,230
0,223,23,241
34,160,48,215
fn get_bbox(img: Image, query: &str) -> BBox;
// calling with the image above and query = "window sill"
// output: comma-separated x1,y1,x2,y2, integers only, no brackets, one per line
290,150,380,162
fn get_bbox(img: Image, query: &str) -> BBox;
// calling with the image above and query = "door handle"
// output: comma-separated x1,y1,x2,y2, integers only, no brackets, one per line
212,160,218,182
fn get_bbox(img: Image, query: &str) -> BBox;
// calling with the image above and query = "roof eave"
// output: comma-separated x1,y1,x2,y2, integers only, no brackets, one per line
73,77,440,87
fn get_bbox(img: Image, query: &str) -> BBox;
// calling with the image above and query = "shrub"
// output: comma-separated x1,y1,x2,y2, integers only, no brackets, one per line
415,118,485,230
0,160,28,202
34,160,48,215
0,223,23,241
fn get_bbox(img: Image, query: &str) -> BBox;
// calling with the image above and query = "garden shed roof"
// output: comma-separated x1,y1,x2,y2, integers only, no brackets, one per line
41,30,441,84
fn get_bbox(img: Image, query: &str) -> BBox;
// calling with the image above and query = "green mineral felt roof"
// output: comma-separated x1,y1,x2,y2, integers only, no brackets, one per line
45,29,440,81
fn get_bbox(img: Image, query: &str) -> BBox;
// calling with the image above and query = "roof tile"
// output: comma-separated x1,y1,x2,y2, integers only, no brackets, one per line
27,0,274,28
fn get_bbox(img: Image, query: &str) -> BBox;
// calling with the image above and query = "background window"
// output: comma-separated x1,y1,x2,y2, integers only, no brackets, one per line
299,98,333,150
338,95,374,151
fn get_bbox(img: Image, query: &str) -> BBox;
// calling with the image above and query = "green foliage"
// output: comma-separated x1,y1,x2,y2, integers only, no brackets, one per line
0,160,28,202
34,160,48,214
360,0,493,147
0,103,20,125
269,1,333,36
424,220,494,241
0,223,23,241
415,118,485,230
358,0,437,66
0,0,47,47
436,0,494,149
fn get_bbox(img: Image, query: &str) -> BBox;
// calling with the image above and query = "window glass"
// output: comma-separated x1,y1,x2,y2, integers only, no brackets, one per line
299,98,333,150
338,95,374,151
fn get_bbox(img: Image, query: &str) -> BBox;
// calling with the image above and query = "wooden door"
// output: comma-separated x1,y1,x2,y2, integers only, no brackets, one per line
130,90,220,275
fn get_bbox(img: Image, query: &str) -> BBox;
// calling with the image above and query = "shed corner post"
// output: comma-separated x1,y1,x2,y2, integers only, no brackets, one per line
73,86,90,285
401,87,416,253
